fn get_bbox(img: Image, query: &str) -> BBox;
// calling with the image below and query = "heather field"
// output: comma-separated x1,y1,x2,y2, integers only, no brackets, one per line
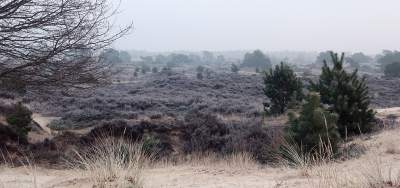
1,62,400,188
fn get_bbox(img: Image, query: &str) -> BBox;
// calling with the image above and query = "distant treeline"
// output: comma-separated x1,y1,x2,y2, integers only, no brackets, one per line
126,49,320,64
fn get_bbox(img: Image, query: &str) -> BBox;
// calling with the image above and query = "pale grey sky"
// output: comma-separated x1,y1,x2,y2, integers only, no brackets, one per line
110,0,400,54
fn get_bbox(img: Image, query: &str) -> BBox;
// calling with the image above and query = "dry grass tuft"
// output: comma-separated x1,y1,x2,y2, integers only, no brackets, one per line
386,141,397,154
70,137,155,188
280,137,312,177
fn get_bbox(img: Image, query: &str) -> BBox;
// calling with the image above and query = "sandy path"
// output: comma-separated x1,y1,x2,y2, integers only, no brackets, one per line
32,113,60,134
144,165,306,188
375,107,400,121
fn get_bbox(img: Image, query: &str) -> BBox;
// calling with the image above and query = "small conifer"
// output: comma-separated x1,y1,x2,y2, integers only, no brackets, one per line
309,52,375,136
231,63,239,73
263,62,303,115
152,67,158,73
197,72,203,80
6,102,32,138
283,92,340,155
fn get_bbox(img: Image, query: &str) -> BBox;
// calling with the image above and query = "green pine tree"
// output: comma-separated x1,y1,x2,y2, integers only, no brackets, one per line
283,92,340,155
309,52,375,136
6,102,32,138
263,62,303,115
255,67,260,73
133,72,137,77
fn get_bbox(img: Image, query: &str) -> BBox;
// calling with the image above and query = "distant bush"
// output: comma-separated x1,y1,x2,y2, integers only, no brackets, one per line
242,49,272,69
142,64,151,72
255,67,260,73
386,114,398,119
231,63,239,73
205,68,212,77
149,113,162,119
166,61,176,68
196,65,204,73
152,67,158,73
301,70,314,77
48,112,113,130
384,62,400,78
178,110,278,163
162,66,171,71
197,72,203,80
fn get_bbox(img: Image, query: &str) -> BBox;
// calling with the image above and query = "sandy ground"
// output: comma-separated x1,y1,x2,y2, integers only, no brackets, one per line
1,108,400,188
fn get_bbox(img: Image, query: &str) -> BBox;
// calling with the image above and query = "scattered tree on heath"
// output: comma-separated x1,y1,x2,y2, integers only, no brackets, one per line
6,102,33,138
231,63,239,73
263,62,303,115
309,52,375,136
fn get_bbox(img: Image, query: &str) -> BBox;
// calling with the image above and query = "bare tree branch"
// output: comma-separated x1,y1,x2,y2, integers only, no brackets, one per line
0,0,133,95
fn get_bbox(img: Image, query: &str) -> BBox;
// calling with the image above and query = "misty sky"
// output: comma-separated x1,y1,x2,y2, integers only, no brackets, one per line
110,0,400,54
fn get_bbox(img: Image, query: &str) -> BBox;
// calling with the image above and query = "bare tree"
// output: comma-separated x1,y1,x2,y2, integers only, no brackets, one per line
0,0,133,94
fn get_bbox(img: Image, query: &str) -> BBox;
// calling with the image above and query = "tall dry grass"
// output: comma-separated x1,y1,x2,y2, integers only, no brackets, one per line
0,149,37,188
154,151,259,170
70,137,155,188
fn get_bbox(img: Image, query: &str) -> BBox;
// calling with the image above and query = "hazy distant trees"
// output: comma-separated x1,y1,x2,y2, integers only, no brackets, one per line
293,54,306,64
315,51,333,64
202,51,214,64
170,54,191,64
242,50,272,69
189,54,202,64
377,50,400,71
119,51,131,63
384,62,400,78
215,55,226,65
155,54,169,64
166,61,177,68
351,52,372,63
0,0,133,94
140,56,154,64
100,48,122,64
344,57,360,68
